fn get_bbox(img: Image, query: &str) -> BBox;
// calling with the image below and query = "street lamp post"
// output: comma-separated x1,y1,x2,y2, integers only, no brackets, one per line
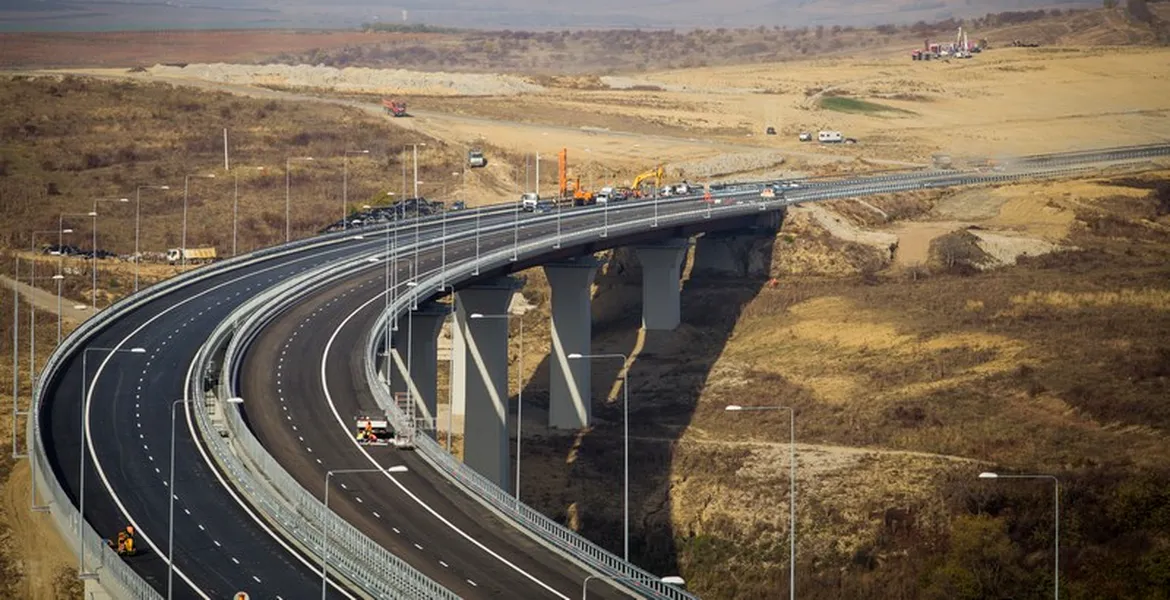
581,575,686,599
286,156,314,243
78,346,146,579
568,352,630,561
134,185,170,292
979,472,1061,599
182,174,216,269
168,396,243,599
409,143,426,284
470,312,524,499
10,265,63,459
232,167,265,256
440,286,456,452
57,212,94,312
726,404,796,600
441,170,459,291
343,150,370,231
321,466,408,599
91,197,128,310
46,223,77,343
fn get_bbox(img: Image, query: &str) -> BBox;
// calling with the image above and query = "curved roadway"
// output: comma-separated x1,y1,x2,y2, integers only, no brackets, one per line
39,142,1168,598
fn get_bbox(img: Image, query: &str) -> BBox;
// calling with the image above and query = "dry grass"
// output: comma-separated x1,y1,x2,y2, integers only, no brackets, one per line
0,75,482,303
510,174,1170,599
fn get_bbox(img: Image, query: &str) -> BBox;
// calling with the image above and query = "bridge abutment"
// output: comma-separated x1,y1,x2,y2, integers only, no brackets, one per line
543,257,601,430
635,238,689,331
452,277,518,490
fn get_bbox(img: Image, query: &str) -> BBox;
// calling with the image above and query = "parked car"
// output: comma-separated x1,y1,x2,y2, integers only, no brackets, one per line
798,132,813,142
766,127,777,135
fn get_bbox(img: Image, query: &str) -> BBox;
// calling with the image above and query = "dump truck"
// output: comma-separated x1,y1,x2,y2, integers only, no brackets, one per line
166,247,217,264
381,98,407,117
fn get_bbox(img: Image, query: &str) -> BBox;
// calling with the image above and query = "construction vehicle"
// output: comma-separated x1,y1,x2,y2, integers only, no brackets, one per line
468,149,487,168
557,148,595,206
166,247,217,264
381,98,408,117
107,525,138,556
520,192,539,212
632,166,664,197
355,415,391,445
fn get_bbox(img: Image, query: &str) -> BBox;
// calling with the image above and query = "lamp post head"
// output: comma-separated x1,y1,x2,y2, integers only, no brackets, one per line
51,274,64,280
159,185,171,190
567,352,583,359
61,228,74,234
661,576,686,586
406,281,418,287
226,397,245,404
725,405,744,411
470,313,485,319
118,198,129,202
129,347,147,353
73,304,87,310
87,211,98,216
978,472,999,479
387,465,408,473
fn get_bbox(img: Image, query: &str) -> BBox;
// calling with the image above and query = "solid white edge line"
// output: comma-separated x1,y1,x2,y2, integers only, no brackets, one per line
84,244,368,598
319,275,573,600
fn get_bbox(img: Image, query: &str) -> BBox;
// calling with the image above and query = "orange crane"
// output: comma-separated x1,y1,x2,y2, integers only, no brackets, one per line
558,148,594,206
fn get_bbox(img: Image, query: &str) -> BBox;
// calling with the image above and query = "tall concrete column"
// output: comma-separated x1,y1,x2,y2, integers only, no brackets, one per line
635,238,689,331
453,278,517,490
544,257,600,429
389,302,448,429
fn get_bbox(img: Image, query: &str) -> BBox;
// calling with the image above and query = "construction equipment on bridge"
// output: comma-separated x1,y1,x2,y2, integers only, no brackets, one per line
166,247,217,264
106,525,138,556
632,166,664,197
468,149,487,168
381,98,408,117
355,414,392,446
557,148,594,206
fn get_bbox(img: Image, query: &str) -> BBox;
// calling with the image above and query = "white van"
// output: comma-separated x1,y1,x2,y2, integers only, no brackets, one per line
520,192,539,211
818,131,844,143
595,186,614,204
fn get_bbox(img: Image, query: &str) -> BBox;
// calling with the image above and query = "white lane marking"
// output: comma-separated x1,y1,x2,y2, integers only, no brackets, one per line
231,557,240,565
467,579,478,587
355,497,362,504
440,560,449,568
392,527,400,534
253,576,262,583
84,242,375,599
321,293,572,600
372,512,380,519
414,543,423,550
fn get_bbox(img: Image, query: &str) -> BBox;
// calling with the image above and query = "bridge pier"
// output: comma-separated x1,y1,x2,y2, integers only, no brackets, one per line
389,302,449,431
635,238,689,331
452,277,519,490
544,257,601,430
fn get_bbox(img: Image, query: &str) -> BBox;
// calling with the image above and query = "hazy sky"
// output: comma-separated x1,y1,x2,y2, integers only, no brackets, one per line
0,0,1095,31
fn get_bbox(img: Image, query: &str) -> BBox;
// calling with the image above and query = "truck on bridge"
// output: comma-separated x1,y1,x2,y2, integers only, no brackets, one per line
166,247,217,264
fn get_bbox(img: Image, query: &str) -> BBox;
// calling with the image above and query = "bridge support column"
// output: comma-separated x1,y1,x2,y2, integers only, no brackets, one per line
389,302,449,431
453,278,518,490
544,257,601,429
635,238,689,331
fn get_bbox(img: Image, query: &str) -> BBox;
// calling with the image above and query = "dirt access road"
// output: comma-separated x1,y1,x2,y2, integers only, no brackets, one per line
22,68,927,171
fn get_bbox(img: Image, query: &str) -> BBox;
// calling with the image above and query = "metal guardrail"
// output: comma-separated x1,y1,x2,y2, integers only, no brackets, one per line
31,143,1166,598
29,231,406,597
189,259,461,600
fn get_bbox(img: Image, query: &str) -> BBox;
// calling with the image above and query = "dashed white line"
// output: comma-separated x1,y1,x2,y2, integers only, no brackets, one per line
440,560,449,568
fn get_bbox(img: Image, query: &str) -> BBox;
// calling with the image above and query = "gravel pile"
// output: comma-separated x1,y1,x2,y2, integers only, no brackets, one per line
148,63,545,96
667,151,786,179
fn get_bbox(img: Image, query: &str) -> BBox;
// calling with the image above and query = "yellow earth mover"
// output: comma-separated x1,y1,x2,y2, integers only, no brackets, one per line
632,166,664,197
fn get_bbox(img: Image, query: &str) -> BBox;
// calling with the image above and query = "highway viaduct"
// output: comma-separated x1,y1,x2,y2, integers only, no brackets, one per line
28,143,1169,598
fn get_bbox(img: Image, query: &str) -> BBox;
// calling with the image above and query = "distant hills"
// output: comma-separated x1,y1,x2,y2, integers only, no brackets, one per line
0,0,1100,32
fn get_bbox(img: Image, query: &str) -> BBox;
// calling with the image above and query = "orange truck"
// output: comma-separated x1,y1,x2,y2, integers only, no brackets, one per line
381,98,407,117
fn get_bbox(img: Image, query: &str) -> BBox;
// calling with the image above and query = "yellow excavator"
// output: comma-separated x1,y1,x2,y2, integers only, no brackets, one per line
632,166,664,197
